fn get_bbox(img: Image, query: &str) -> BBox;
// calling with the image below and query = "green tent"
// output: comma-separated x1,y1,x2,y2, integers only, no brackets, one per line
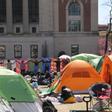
71,53,88,61
71,53,100,62
89,56,104,72
0,67,37,102
71,53,103,72
40,79,60,96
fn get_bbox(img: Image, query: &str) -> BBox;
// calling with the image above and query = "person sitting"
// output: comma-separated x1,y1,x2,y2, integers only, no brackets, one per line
30,76,38,91
59,86,76,103
45,70,52,85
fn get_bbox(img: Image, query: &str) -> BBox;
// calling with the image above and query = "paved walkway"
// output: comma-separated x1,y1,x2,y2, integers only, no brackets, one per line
38,86,112,112
55,97,112,112
54,94,92,112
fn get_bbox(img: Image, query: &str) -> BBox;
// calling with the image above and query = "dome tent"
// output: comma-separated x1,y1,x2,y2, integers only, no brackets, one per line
0,67,42,112
0,97,14,112
54,60,104,93
71,53,103,72
71,53,100,62
100,55,112,85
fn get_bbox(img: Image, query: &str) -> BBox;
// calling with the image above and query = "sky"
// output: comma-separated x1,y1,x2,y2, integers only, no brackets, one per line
98,0,111,25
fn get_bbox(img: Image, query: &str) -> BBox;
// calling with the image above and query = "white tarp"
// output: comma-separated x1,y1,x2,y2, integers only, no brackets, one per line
11,100,43,112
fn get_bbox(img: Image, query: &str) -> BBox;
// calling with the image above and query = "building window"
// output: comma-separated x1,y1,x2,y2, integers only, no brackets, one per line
69,20,80,31
67,1,82,32
16,27,20,33
68,1,80,16
12,0,23,23
32,27,36,33
30,45,38,58
71,44,79,56
14,45,22,58
0,27,4,33
0,0,6,23
0,45,6,59
28,0,39,23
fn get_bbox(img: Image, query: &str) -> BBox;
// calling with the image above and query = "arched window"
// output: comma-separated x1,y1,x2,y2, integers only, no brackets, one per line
68,2,80,16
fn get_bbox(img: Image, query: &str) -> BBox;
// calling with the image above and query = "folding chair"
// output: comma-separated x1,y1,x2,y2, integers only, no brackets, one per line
88,83,111,112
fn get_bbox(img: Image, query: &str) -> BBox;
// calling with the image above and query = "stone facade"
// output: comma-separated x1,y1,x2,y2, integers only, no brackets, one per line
0,0,98,59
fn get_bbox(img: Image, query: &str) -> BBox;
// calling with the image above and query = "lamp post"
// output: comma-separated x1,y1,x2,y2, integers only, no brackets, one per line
105,6,112,54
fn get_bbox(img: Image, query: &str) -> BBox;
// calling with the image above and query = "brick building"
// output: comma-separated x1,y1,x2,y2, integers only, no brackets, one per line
0,0,98,59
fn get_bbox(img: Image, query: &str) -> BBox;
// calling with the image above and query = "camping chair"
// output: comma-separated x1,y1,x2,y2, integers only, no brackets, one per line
88,83,111,112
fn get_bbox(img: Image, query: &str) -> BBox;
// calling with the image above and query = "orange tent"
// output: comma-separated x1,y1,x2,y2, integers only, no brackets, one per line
54,60,104,93
100,55,112,85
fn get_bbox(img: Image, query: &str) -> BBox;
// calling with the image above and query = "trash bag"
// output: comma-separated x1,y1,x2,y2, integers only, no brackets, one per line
42,100,57,112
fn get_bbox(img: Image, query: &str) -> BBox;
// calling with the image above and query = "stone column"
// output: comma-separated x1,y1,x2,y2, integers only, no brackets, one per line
6,0,13,33
39,0,53,31
23,0,29,33
53,0,59,32
39,0,43,31
91,0,98,32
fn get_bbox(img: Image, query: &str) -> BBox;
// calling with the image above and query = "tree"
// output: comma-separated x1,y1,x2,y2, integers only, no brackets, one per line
103,0,112,53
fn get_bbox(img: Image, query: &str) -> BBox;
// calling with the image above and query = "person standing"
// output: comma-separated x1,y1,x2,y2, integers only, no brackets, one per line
7,60,12,70
108,48,112,55
29,59,42,75
16,60,28,75
20,60,26,75
55,58,61,72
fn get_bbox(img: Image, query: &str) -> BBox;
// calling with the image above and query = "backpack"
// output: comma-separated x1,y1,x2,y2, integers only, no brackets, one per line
42,100,57,112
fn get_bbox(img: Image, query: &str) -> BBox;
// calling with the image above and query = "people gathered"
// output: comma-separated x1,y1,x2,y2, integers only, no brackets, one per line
1,57,70,92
